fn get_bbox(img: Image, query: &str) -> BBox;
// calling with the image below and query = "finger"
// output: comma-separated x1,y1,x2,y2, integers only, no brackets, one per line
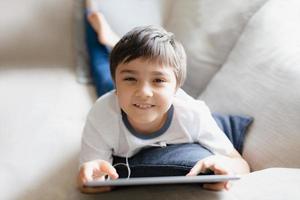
99,161,119,179
79,165,95,187
78,169,88,188
82,161,106,183
211,164,230,175
83,165,96,182
80,185,112,194
187,160,215,176
92,168,106,178
186,160,204,176
202,161,214,173
225,181,233,190
203,182,227,191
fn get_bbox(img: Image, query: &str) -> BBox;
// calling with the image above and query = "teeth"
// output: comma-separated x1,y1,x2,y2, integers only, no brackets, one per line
135,104,153,109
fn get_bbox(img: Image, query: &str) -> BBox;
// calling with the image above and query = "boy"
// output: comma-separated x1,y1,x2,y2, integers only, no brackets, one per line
78,23,250,193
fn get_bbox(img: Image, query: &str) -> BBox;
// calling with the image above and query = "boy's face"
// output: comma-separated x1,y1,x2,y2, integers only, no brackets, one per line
115,58,177,133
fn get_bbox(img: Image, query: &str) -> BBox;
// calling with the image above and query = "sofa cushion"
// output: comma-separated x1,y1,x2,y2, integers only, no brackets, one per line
199,0,300,171
166,0,268,97
231,168,300,200
74,0,93,84
88,0,170,36
113,114,253,178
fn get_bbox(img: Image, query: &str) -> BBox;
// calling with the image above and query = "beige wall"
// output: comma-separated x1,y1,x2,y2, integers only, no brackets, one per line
0,0,74,66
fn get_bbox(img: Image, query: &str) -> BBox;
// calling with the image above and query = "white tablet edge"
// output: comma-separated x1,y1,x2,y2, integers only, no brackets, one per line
85,174,241,187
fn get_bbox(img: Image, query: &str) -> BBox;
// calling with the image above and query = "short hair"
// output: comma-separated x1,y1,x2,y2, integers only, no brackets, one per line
109,25,187,87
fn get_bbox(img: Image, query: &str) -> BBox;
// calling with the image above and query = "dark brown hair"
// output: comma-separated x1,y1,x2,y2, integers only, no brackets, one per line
110,25,187,87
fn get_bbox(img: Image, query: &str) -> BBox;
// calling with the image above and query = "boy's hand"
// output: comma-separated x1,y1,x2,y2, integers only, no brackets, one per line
186,155,233,191
78,160,119,193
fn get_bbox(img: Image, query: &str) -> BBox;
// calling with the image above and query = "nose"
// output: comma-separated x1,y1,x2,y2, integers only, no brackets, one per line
135,82,153,98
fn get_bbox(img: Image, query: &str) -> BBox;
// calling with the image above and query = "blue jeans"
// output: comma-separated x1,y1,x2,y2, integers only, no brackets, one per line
84,14,114,97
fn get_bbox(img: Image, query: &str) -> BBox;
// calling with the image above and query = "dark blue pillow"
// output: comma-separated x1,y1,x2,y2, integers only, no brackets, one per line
113,143,213,178
212,113,253,153
113,114,253,178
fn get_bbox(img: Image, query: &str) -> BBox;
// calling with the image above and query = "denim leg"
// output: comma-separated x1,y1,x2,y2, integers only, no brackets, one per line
84,15,114,97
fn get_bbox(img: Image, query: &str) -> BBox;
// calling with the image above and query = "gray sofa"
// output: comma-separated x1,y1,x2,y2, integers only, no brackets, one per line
1,0,299,199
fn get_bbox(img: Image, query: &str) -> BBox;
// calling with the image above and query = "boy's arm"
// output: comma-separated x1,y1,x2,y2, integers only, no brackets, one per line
79,112,117,193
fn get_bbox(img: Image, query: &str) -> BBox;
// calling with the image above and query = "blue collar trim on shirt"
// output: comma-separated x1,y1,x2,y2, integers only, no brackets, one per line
121,105,174,140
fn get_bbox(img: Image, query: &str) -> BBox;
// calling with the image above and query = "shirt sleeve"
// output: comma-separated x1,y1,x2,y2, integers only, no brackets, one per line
79,116,113,168
196,102,235,156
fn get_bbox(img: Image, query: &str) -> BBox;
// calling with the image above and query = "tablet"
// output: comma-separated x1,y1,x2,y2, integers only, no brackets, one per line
84,175,241,187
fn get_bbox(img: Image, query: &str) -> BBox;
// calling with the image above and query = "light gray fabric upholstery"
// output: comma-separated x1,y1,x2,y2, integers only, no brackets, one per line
166,0,267,97
200,0,300,170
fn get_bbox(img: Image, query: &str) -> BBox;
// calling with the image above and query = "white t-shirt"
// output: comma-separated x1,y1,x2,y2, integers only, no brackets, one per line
79,89,234,166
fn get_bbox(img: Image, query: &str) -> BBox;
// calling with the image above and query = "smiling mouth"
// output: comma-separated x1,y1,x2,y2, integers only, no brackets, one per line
133,103,155,109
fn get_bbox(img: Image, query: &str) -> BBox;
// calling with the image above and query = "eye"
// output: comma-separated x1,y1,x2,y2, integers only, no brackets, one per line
123,77,137,82
153,78,166,83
